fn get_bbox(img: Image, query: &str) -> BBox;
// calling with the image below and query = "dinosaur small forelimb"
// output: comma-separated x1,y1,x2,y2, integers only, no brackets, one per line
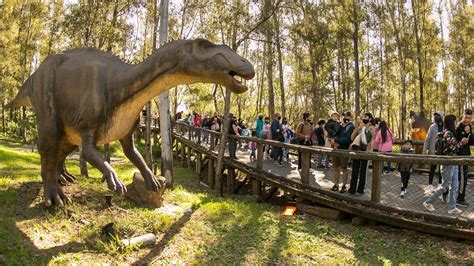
81,141,127,195
119,134,161,191
101,168,127,195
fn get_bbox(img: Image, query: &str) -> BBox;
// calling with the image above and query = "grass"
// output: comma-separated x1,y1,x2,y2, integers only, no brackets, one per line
0,136,473,264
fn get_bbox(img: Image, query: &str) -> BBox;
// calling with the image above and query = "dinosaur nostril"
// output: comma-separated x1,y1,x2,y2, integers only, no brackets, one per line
241,59,246,63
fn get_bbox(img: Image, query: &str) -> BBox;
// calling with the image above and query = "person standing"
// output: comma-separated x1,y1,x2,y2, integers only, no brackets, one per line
455,109,473,207
330,112,355,193
281,117,291,161
398,140,414,198
228,114,239,159
423,112,444,193
271,113,282,161
348,112,375,195
315,119,328,168
374,121,395,173
254,113,264,139
296,112,313,170
423,115,468,215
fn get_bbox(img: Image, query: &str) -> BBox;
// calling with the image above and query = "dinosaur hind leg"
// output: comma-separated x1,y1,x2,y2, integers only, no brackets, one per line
37,134,71,207
57,143,78,184
81,134,126,195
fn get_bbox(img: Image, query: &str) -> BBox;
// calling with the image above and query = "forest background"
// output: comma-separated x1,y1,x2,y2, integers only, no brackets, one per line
0,0,472,143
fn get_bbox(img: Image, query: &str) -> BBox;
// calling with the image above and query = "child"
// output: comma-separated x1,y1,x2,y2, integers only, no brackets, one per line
274,128,285,166
398,140,414,198
249,130,257,161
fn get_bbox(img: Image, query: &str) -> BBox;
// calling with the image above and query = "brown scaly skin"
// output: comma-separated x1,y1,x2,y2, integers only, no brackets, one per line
7,39,255,207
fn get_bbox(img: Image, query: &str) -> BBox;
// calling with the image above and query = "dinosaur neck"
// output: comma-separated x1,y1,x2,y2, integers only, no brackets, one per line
116,42,202,117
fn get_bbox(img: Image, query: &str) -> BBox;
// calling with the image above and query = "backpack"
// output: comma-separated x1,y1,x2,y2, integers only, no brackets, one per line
435,131,445,155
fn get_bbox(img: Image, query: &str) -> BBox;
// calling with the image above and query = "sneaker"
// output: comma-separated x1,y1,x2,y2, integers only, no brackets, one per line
330,185,339,192
428,185,435,193
436,184,443,191
456,200,470,207
340,186,347,194
447,208,462,215
400,190,405,198
423,201,435,212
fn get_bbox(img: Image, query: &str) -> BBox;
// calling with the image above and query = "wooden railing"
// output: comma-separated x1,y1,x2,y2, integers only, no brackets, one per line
142,121,474,239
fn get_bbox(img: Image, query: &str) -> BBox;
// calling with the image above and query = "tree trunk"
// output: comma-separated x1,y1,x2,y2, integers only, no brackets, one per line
387,1,408,139
352,0,361,116
2,102,5,134
159,0,174,187
265,0,275,118
412,0,424,114
274,14,285,119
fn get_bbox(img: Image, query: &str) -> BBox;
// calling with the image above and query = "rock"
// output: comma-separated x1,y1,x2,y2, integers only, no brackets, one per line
121,233,156,247
297,203,345,220
125,173,166,208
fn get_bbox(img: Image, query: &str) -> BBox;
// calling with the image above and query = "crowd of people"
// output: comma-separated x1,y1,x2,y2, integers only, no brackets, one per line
175,108,473,216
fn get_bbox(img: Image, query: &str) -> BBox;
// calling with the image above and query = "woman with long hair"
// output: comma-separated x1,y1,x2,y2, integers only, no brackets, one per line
423,115,466,215
374,121,395,173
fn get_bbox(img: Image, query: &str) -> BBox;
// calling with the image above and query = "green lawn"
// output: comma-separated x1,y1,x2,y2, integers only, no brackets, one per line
0,137,473,264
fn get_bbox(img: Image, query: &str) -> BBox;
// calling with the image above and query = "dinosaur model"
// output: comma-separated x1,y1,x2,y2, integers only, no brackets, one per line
7,39,255,207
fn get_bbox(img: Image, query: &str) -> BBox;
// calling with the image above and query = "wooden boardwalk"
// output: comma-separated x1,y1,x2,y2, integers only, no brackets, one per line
206,141,474,220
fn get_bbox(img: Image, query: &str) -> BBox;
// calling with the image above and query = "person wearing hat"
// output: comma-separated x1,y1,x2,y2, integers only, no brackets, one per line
348,112,376,195
422,111,444,193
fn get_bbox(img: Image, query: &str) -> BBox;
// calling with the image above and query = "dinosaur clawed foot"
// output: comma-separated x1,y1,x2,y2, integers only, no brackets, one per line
102,171,127,195
143,172,162,191
44,182,71,207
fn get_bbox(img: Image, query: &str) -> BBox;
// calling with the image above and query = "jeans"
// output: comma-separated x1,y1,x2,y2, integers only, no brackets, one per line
317,154,328,166
426,165,459,210
229,138,237,159
349,159,368,194
429,164,442,185
458,165,469,202
401,172,410,190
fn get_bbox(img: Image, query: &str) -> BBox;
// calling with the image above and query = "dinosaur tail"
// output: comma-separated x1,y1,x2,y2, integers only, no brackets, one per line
5,77,33,109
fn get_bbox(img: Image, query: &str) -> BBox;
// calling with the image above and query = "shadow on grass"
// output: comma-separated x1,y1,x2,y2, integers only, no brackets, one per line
0,182,84,264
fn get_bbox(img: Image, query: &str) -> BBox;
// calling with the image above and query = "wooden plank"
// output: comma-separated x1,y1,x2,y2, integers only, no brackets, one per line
300,152,310,185
297,203,345,220
371,160,382,202
227,167,235,194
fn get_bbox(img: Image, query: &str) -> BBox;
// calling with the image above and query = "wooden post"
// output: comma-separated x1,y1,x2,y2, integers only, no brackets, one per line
175,140,180,159
371,160,382,202
210,132,215,151
186,146,192,168
253,142,264,196
197,128,202,144
227,167,235,194
208,156,215,189
300,152,310,185
181,142,186,167
195,152,202,174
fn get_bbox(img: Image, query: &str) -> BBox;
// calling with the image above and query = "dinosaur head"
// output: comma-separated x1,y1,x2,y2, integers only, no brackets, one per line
178,39,255,93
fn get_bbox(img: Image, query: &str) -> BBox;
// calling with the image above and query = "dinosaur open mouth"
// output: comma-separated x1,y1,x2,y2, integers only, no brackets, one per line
228,71,249,93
